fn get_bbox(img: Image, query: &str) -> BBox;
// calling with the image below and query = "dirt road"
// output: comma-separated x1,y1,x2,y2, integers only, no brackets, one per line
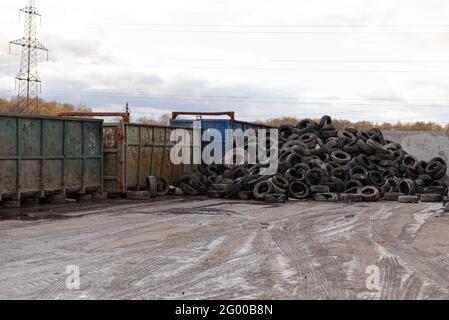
1,197,449,300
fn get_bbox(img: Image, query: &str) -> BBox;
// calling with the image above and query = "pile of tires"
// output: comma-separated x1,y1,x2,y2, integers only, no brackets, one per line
177,115,448,203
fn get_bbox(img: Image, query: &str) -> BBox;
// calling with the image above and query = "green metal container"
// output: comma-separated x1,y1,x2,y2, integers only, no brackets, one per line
0,113,103,201
103,122,196,194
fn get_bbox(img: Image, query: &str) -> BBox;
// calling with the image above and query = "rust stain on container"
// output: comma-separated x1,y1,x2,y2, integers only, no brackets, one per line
0,114,103,201
103,123,194,194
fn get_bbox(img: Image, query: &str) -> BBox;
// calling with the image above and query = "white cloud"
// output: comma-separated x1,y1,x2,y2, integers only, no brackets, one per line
1,0,449,123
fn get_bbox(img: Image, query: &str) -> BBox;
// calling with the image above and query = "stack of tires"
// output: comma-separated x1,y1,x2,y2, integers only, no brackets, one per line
178,115,448,203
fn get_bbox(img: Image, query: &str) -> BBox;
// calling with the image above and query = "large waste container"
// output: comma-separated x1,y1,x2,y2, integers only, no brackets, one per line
170,112,274,159
0,113,103,201
103,122,195,194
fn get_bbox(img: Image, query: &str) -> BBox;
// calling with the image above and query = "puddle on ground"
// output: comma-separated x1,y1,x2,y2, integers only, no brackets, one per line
0,208,83,221
158,206,241,216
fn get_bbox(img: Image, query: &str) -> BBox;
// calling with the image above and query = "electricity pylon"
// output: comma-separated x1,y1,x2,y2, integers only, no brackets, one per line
10,0,48,114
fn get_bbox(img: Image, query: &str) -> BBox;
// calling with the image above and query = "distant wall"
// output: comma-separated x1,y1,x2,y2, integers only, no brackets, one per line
384,131,449,163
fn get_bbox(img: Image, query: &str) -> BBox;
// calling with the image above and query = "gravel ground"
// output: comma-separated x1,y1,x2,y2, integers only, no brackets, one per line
1,197,449,300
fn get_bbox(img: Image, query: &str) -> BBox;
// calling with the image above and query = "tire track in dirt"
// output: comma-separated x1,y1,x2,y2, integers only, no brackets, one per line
133,254,264,300
298,216,354,300
271,222,319,299
269,205,364,299
401,272,423,300
378,256,402,300
369,204,449,298
113,228,256,299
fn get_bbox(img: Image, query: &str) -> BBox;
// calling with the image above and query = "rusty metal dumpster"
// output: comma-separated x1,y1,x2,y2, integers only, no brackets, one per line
0,113,103,201
103,122,195,194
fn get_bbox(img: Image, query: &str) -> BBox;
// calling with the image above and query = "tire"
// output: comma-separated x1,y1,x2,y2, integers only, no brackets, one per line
350,165,368,177
386,177,401,193
365,139,388,156
351,173,369,185
340,193,363,203
284,168,306,182
268,179,287,195
254,180,274,200
206,165,221,176
426,160,447,180
402,154,418,170
189,179,208,195
288,181,310,199
356,154,374,169
379,160,399,169
265,194,287,203
271,174,289,190
330,151,352,164
286,153,303,168
213,183,231,191
368,171,385,187
146,176,158,197
310,185,330,193
398,195,419,203
296,119,315,134
320,129,338,139
279,125,296,141
358,186,381,202
344,179,363,192
156,177,170,196
383,192,404,201
356,139,375,155
399,179,417,195
379,180,391,194
318,115,333,129
423,186,446,195
314,193,340,202
337,129,356,141
420,193,443,203
305,169,325,186
329,176,345,193
180,183,199,196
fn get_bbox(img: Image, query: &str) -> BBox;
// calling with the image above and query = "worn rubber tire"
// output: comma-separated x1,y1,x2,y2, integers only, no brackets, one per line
314,193,340,202
254,180,274,200
340,193,363,203
398,195,419,203
146,176,158,197
383,192,404,201
310,185,330,193
180,183,199,196
399,179,417,195
265,194,287,203
288,181,310,199
358,186,381,202
420,193,443,203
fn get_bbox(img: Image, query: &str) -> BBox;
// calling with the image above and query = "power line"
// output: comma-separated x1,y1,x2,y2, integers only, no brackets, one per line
3,88,447,103
42,90,449,107
85,23,449,28
46,54,449,64
80,27,449,35
41,59,449,72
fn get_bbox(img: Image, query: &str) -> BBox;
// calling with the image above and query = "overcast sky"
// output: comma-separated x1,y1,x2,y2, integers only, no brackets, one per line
1,0,449,122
